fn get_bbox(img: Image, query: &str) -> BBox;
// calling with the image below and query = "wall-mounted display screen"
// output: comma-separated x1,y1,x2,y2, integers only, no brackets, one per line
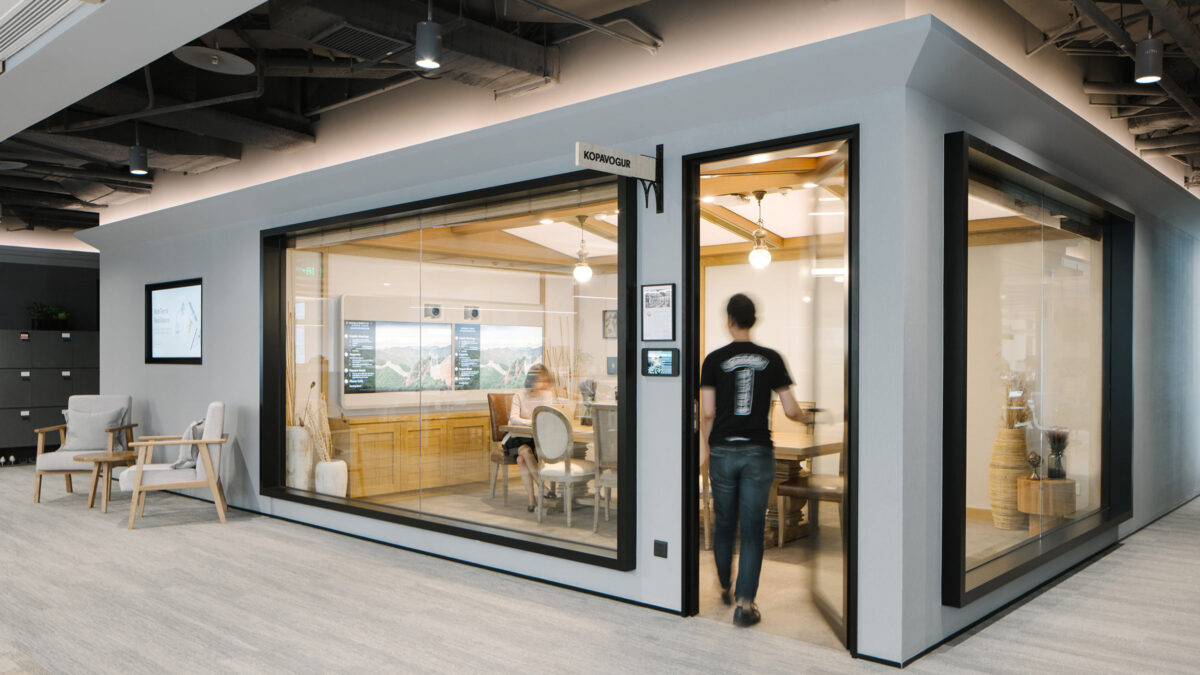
344,320,542,393
145,278,202,364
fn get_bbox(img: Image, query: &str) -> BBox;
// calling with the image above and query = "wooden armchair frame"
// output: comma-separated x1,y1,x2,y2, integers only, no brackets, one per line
125,436,229,529
33,422,137,503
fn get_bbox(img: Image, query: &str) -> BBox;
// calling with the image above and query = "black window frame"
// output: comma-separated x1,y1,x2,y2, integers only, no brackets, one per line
260,170,638,571
942,132,1133,607
144,277,203,365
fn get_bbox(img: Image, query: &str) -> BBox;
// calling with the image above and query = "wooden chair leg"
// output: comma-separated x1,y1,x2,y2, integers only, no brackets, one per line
216,482,228,514
211,479,228,524
566,480,574,528
64,474,73,493
605,487,612,521
503,463,510,505
33,472,42,504
811,499,821,533
536,477,543,523
777,494,787,549
593,481,600,533
87,464,101,509
138,491,147,518
128,451,146,530
100,465,111,514
489,462,498,499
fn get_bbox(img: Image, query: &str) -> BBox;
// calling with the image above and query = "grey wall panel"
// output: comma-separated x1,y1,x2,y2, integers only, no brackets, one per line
0,263,99,330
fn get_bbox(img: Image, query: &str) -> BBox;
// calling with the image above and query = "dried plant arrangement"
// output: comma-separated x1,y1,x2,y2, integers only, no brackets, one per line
1001,372,1032,429
303,393,334,463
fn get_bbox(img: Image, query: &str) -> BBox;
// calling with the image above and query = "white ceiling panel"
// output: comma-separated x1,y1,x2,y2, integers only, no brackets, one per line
505,222,619,258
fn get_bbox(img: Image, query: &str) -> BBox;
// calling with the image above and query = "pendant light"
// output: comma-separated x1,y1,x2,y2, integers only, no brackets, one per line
414,0,441,70
573,214,593,283
748,190,772,269
129,121,148,176
1135,16,1163,85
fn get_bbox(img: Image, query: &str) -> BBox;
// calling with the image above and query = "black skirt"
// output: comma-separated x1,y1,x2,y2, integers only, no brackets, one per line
503,435,534,459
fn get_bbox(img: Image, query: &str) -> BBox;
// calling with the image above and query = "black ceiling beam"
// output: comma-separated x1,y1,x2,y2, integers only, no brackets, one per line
5,205,100,230
72,82,314,151
263,56,418,79
52,117,243,160
0,188,102,210
15,163,154,191
0,176,74,195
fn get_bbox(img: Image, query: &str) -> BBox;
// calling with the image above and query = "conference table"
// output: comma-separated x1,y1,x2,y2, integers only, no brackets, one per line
767,431,844,546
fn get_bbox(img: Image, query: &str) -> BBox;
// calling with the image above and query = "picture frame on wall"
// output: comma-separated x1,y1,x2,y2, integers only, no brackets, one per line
640,283,675,342
603,310,619,339
145,278,202,364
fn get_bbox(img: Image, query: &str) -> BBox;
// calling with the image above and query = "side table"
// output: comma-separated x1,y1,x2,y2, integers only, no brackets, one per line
1016,477,1076,536
73,451,137,514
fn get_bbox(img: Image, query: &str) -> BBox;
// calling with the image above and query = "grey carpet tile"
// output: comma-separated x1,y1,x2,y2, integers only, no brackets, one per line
3,465,1198,673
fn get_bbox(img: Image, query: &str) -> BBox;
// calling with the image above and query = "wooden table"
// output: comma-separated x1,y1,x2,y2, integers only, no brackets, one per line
767,433,843,546
74,451,137,513
1016,477,1076,536
499,423,594,444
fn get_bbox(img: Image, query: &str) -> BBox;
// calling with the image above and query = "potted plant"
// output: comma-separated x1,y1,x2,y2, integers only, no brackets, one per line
26,302,69,330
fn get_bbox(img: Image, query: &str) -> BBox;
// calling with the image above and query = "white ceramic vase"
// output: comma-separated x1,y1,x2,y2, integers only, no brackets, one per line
315,459,348,497
285,426,315,491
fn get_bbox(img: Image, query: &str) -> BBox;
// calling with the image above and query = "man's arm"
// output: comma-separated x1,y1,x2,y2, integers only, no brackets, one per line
776,386,814,424
699,387,716,473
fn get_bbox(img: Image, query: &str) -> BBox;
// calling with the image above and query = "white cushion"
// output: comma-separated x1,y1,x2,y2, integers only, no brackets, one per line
35,450,96,471
61,407,126,452
118,464,198,491
539,459,595,480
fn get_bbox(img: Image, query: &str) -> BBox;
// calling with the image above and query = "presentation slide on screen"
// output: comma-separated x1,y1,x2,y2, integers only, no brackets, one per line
344,320,542,394
150,284,202,358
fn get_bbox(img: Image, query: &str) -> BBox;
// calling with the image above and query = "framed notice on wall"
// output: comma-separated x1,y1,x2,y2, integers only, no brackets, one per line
145,278,202,364
641,283,675,342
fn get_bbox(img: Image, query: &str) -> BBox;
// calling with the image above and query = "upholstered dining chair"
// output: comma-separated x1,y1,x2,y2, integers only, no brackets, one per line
486,392,516,504
532,405,594,527
592,403,618,533
118,401,228,529
775,442,845,547
33,394,135,503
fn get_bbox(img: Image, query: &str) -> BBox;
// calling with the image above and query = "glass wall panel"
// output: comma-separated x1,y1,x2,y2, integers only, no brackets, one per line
962,147,1105,573
281,177,623,559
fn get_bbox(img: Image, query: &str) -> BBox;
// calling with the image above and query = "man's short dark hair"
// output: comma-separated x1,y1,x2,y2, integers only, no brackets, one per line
727,293,756,329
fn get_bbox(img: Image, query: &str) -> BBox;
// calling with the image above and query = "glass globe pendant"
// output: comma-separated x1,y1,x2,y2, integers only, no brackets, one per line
748,190,771,269
573,214,592,283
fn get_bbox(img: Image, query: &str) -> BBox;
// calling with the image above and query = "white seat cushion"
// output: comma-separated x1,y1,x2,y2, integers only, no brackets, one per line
35,450,97,472
539,459,595,480
118,464,199,491
596,468,618,488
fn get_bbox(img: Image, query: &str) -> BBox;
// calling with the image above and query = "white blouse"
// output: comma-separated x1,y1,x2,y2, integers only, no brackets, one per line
509,389,555,426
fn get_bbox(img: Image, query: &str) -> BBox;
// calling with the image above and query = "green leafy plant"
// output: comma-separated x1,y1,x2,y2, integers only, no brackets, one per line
25,303,69,324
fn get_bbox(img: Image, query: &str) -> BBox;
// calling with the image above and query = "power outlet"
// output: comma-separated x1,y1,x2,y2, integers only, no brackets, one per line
653,540,668,558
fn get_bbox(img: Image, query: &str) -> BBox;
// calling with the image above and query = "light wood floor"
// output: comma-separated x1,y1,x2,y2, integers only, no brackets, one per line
2,464,1198,673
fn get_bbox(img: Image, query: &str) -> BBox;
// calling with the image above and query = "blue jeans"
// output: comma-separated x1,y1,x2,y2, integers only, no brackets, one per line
709,443,775,602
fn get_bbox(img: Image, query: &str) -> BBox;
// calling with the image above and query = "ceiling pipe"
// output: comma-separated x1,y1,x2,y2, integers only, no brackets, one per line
1072,1,1200,130
1140,142,1200,157
48,56,265,134
514,0,660,53
1128,112,1194,133
552,17,663,51
1136,132,1200,149
1084,81,1177,96
303,74,422,116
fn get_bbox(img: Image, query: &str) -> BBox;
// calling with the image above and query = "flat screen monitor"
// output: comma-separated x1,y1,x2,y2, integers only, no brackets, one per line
145,278,202,364
343,320,542,395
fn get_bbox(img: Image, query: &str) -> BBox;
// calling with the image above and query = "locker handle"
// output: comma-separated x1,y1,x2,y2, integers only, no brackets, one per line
61,332,71,341
61,371,71,379
19,411,30,419
20,371,30,380
19,332,29,341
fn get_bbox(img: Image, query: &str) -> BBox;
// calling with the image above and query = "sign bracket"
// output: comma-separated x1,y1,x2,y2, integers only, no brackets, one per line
636,144,664,213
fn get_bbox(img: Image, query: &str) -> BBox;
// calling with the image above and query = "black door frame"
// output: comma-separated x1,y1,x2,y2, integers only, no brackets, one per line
679,125,860,656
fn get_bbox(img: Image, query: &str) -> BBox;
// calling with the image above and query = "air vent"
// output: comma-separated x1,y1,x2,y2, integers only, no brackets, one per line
311,23,409,62
0,0,82,63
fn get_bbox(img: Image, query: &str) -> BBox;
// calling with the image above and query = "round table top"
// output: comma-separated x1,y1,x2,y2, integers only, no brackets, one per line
73,451,138,463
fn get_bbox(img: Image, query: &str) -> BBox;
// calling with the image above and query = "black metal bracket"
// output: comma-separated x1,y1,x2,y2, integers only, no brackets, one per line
637,144,664,213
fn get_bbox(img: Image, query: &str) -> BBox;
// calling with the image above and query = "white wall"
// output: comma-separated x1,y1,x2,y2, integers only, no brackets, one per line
78,16,1200,665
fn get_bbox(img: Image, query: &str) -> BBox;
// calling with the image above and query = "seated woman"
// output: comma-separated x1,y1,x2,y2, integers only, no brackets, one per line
503,364,556,512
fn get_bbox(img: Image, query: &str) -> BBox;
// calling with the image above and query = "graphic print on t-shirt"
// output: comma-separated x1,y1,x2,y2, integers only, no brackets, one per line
720,353,769,416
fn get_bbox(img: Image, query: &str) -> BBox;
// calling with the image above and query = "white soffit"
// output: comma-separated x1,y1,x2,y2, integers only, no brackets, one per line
0,0,260,142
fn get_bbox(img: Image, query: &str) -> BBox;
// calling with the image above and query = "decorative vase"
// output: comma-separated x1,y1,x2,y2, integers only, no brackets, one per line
989,428,1029,530
285,426,314,491
1047,451,1066,480
315,459,348,497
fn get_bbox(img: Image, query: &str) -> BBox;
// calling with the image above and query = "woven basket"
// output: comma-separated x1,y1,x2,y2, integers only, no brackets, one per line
989,428,1028,530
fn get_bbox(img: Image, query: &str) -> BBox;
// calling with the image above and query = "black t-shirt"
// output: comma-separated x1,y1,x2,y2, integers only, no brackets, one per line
700,341,793,447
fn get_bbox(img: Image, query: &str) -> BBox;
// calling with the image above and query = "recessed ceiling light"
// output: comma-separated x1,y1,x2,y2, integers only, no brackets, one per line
539,218,554,225
701,196,715,203
802,182,820,189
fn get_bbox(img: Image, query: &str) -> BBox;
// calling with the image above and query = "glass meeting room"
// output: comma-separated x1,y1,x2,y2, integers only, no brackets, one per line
275,174,629,561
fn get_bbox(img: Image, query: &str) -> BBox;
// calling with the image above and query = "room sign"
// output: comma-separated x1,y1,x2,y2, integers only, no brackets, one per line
574,141,663,213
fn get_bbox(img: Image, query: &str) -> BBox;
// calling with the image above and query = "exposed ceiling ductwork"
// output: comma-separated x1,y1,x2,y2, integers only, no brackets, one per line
0,0,658,230
1005,0,1200,191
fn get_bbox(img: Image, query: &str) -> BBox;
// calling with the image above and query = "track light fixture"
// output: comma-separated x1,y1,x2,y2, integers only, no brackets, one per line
414,0,441,70
129,122,148,175
1136,17,1163,85
748,190,772,269
573,214,592,283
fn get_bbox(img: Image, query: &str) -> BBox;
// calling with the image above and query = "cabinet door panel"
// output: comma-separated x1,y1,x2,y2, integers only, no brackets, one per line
0,331,33,368
348,424,399,498
446,418,489,484
30,331,71,368
0,369,32,408
30,369,71,407
70,332,99,368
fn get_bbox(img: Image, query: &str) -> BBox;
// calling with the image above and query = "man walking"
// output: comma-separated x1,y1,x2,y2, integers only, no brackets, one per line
700,293,810,627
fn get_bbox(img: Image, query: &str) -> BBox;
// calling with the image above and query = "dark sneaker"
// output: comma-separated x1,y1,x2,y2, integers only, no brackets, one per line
733,604,761,627
720,587,732,606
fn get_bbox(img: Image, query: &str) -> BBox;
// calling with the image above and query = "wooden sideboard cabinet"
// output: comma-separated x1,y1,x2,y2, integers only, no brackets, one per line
331,410,491,499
